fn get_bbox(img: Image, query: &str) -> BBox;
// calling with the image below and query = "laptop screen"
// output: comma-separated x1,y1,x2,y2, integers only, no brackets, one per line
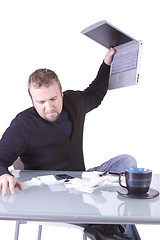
81,21,134,48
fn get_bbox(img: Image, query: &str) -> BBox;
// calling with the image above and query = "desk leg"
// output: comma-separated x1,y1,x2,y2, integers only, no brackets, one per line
14,220,20,240
14,220,28,240
37,224,42,240
83,232,87,240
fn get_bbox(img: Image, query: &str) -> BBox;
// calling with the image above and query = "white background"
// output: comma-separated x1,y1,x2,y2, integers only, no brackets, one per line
0,0,160,239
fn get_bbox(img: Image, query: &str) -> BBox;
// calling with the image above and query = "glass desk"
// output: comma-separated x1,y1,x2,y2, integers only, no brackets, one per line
0,170,160,225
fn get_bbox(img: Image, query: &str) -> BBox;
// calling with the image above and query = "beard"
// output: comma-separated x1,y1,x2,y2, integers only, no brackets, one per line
44,110,60,122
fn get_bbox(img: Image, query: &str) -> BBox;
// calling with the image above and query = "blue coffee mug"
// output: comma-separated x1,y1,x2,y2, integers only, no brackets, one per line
119,168,152,194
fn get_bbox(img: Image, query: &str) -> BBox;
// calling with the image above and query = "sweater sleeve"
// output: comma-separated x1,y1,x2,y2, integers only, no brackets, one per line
0,118,28,175
82,61,110,113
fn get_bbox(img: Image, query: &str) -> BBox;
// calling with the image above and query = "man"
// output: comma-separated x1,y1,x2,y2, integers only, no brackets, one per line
0,48,140,239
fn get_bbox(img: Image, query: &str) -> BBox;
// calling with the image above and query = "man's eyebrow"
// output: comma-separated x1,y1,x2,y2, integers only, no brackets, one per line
51,96,58,99
36,96,58,102
36,100,45,103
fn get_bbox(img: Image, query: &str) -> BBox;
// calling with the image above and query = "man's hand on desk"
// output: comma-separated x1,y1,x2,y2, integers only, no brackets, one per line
0,174,23,196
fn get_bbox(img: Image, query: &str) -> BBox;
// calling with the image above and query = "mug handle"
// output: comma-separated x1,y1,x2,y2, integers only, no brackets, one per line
119,172,127,188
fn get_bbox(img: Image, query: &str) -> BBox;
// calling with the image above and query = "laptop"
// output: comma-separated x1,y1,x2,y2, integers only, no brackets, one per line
81,20,142,90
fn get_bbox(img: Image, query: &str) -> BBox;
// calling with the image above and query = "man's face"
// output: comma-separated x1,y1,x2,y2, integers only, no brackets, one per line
29,83,63,122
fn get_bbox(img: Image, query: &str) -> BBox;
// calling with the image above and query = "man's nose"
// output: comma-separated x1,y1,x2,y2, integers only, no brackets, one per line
45,101,53,111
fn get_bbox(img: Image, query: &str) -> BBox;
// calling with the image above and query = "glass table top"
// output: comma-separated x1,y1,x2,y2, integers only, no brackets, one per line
0,170,159,224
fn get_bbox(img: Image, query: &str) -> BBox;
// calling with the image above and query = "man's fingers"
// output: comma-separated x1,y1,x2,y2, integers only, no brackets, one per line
109,47,116,56
0,183,2,194
9,178,23,195
8,178,16,195
2,181,9,196
15,181,23,191
104,47,116,65
0,174,23,196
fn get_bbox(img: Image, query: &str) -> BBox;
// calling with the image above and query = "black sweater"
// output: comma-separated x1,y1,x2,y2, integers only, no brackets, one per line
0,62,110,175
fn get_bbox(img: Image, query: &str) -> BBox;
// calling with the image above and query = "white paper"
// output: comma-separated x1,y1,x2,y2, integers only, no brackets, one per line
22,175,60,189
22,172,119,193
64,171,119,193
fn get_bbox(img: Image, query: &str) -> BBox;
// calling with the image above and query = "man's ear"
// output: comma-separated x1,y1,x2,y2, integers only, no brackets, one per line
61,88,63,97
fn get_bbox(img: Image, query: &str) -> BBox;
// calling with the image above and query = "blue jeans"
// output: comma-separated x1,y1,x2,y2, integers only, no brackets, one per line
87,154,137,173
85,154,141,240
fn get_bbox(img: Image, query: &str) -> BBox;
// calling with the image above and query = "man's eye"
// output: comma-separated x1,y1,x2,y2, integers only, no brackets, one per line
38,101,45,104
51,97,57,101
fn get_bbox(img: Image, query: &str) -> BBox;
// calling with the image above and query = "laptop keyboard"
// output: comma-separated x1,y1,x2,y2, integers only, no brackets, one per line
111,49,139,75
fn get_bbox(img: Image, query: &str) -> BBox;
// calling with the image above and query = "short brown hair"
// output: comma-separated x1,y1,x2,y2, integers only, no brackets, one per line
28,68,62,91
